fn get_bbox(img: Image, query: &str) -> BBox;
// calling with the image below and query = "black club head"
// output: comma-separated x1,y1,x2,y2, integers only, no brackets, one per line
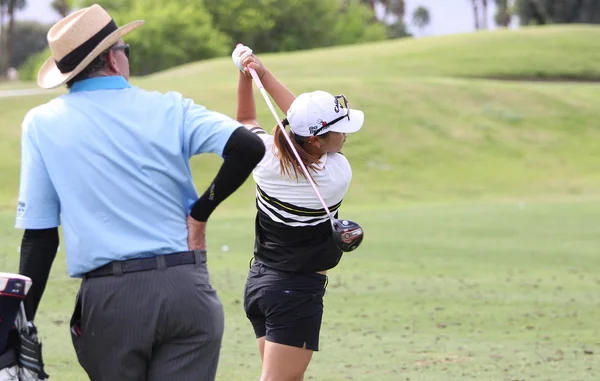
331,219,364,252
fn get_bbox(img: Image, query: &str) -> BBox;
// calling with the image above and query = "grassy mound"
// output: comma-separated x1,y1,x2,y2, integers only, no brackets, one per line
0,24,599,381
146,25,600,84
2,25,599,211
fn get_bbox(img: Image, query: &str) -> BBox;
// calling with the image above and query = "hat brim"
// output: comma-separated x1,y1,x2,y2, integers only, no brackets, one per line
328,108,364,135
37,20,145,89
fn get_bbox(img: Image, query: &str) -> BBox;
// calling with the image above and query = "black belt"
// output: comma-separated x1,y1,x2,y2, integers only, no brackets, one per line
83,250,204,280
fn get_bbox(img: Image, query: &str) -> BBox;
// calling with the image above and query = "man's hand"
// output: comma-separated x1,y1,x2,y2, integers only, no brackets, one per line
186,216,206,251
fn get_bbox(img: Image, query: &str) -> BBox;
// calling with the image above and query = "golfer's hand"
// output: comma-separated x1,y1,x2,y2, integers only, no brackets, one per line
186,216,206,251
232,44,266,78
242,54,266,79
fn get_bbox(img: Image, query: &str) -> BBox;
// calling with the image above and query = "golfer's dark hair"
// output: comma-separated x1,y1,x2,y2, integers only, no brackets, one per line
65,50,110,89
272,118,328,182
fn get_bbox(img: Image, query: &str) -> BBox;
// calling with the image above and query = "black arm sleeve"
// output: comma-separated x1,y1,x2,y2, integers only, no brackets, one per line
19,228,59,321
190,127,266,222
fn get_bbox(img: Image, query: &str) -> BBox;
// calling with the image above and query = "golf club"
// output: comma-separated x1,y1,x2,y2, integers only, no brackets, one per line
246,63,364,252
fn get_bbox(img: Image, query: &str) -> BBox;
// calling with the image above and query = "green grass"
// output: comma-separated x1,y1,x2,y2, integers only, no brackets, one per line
1,25,599,380
1,200,599,381
147,24,600,84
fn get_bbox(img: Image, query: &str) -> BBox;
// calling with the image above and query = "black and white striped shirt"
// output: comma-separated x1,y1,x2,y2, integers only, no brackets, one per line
250,127,352,273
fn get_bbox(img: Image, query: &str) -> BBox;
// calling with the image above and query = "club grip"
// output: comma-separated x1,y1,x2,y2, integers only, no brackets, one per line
248,68,264,89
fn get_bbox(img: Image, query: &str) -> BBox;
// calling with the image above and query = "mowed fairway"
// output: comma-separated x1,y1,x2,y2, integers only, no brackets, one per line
1,25,599,380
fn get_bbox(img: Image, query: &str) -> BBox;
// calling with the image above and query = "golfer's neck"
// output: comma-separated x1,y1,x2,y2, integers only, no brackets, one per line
304,145,323,160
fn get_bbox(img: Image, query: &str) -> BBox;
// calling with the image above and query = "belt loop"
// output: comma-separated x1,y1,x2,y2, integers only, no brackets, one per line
112,261,123,277
157,255,166,269
193,250,204,265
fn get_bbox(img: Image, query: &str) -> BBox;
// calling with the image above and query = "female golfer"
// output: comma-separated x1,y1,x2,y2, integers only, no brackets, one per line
232,45,365,381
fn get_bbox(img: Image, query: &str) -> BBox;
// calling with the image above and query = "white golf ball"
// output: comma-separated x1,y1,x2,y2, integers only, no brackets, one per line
221,245,229,252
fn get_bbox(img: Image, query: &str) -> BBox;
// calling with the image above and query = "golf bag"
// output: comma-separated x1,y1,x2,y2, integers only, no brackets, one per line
0,273,48,381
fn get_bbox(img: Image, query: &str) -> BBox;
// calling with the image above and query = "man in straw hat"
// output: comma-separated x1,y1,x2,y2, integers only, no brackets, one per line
14,4,265,380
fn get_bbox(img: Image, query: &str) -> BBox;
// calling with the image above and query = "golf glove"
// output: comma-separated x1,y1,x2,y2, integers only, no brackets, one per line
232,44,253,72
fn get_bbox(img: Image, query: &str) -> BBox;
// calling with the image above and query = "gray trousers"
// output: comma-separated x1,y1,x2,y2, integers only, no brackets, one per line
70,251,224,381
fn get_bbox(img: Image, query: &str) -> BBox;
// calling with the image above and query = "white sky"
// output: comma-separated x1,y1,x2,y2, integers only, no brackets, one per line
17,0,520,37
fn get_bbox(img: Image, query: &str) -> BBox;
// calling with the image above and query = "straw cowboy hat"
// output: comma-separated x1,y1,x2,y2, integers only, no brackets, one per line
38,4,144,89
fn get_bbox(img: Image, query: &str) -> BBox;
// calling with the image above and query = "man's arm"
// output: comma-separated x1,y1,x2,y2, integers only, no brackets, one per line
16,111,61,321
19,228,59,321
182,101,266,250
189,127,265,223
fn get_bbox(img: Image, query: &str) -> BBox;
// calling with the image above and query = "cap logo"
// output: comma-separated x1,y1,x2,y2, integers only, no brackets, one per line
309,119,328,135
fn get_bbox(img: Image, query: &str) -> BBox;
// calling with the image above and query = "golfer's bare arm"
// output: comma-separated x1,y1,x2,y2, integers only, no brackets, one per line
260,69,296,115
236,55,296,129
236,70,259,128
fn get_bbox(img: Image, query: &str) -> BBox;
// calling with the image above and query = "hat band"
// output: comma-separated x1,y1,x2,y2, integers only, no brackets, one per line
55,19,118,73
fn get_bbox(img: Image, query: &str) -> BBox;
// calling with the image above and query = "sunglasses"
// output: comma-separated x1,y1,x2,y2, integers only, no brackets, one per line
111,44,130,59
311,94,350,136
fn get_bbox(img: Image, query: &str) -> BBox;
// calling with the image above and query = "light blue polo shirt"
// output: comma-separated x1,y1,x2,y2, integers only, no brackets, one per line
16,76,242,277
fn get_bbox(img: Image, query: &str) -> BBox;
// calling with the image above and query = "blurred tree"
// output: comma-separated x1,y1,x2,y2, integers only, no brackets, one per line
73,0,388,75
205,0,387,53
334,1,389,44
1,0,7,71
117,0,230,75
51,0,72,18
10,21,50,68
494,0,513,27
80,0,132,12
360,0,405,24
470,0,481,29
412,5,430,35
481,0,488,29
515,0,600,25
5,0,27,71
16,46,49,81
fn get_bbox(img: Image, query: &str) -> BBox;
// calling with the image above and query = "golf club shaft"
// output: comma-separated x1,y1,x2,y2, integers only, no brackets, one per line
248,68,333,218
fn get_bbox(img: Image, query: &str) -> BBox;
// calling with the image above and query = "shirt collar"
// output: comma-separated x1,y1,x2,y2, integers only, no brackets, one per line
69,76,132,93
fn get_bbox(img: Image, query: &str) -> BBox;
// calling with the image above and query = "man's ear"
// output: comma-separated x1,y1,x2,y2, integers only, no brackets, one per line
107,50,119,73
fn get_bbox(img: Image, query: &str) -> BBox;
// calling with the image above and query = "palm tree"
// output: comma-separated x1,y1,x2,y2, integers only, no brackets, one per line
470,0,480,30
412,6,430,35
51,0,71,18
494,0,512,27
387,0,405,23
481,0,488,29
6,0,27,68
0,0,7,68
360,0,405,24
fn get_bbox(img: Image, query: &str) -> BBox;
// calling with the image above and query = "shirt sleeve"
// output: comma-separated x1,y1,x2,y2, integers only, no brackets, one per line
15,112,61,229
182,98,243,158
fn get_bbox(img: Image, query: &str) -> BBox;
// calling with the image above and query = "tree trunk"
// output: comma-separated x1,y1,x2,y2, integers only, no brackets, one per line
472,0,480,30
501,0,510,27
481,0,488,29
0,5,5,63
396,0,405,24
6,0,14,68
